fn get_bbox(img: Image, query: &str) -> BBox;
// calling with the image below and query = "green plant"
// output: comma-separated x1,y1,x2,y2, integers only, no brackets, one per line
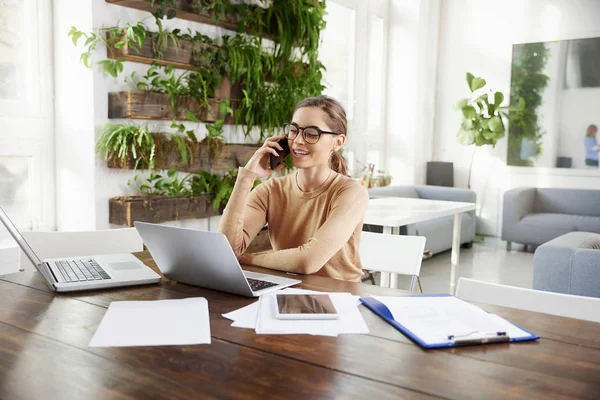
129,168,260,213
238,0,326,59
191,0,232,21
150,18,180,59
508,43,551,166
129,168,193,197
210,168,261,211
202,100,233,159
150,0,178,20
96,123,156,169
68,22,147,77
455,73,519,188
127,64,221,117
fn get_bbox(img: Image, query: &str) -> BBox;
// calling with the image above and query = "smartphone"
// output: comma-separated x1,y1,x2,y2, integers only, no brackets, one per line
275,294,339,320
269,137,291,169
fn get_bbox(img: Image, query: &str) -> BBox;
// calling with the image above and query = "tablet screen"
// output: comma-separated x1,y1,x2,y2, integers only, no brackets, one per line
276,294,337,315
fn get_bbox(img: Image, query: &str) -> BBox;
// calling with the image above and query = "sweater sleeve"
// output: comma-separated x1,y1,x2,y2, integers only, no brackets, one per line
239,183,369,274
217,167,270,257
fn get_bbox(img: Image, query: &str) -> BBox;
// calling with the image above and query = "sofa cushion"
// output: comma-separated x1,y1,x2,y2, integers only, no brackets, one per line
535,188,600,217
414,213,474,254
517,213,600,245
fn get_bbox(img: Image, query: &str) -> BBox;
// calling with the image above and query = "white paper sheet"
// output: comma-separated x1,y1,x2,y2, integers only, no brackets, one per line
89,297,211,347
222,301,259,329
373,296,531,345
222,288,368,336
255,288,369,336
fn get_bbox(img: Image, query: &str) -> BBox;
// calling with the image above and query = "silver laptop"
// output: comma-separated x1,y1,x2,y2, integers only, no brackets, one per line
134,222,301,297
0,206,161,292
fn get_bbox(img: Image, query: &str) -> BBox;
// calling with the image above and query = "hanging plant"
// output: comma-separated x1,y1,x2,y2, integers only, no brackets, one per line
68,22,147,77
202,99,234,160
96,123,156,169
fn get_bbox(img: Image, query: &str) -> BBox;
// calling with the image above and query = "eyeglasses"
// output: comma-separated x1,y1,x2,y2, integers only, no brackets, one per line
282,123,340,144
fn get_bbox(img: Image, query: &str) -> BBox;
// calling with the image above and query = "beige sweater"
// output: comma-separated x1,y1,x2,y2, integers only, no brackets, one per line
218,167,369,282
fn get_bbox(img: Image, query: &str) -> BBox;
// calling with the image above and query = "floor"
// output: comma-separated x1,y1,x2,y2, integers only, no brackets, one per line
370,236,535,294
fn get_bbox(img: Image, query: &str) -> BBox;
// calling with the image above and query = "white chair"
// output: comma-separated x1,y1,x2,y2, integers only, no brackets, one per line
20,228,143,271
360,231,426,291
456,278,600,323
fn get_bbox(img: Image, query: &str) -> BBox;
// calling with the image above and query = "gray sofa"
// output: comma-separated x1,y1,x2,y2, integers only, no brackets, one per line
533,232,600,298
366,185,476,255
502,187,600,248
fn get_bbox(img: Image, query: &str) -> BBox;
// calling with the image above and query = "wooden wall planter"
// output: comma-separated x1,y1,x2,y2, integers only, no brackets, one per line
107,141,260,173
108,91,220,122
107,28,217,71
109,194,219,226
106,0,273,39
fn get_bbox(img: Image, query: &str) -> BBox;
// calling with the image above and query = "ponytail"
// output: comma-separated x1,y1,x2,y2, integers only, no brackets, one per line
329,150,349,177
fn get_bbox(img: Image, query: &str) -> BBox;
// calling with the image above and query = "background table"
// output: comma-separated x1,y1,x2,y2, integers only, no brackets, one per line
364,197,476,293
0,252,598,399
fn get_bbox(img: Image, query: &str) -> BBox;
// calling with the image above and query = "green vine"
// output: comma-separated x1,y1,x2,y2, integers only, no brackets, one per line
508,43,550,166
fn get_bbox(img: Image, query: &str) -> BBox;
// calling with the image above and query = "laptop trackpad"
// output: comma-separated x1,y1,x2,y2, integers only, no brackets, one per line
109,261,142,271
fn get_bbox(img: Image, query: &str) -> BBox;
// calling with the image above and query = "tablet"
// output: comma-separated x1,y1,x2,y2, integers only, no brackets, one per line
275,294,339,320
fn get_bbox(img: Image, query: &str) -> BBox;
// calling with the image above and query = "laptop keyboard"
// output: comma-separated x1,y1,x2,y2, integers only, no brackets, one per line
247,277,278,292
54,259,111,283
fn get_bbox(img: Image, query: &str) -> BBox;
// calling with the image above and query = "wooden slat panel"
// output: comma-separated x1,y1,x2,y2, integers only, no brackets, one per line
105,0,274,40
0,281,430,400
107,28,216,71
109,195,218,226
108,91,220,122
105,141,260,173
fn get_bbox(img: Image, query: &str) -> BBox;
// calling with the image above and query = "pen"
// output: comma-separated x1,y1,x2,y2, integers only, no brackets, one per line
451,335,510,346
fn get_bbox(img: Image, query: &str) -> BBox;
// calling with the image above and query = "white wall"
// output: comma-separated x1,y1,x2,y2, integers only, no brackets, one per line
433,0,600,236
384,0,440,185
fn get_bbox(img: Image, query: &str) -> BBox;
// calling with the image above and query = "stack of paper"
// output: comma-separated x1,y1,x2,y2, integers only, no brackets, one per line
223,288,369,336
89,297,211,347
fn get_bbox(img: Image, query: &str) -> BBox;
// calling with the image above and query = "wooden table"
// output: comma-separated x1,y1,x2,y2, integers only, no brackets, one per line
1,252,599,399
365,197,477,294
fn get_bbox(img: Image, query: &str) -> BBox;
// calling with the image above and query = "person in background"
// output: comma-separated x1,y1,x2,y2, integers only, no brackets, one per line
218,95,369,282
584,124,599,167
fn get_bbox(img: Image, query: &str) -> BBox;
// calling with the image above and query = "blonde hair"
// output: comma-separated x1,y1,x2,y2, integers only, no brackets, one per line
586,124,598,137
294,95,349,176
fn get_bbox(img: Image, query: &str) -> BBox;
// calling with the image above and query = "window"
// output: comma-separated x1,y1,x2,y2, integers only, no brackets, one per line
0,0,53,232
319,0,389,176
320,1,356,120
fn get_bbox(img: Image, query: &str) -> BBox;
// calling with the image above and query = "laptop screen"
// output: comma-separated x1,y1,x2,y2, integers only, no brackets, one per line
0,206,51,280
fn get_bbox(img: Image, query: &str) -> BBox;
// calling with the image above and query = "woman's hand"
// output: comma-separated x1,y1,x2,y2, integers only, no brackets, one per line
244,135,287,179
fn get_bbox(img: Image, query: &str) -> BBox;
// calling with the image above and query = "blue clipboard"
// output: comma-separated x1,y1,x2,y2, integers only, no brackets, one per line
360,294,540,349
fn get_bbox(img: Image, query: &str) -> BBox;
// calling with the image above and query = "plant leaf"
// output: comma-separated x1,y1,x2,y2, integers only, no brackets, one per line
466,72,474,89
470,77,486,92
461,106,477,119
457,128,475,145
488,115,504,133
494,91,504,107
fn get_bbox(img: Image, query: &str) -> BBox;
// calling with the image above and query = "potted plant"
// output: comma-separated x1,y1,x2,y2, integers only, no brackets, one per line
455,72,521,188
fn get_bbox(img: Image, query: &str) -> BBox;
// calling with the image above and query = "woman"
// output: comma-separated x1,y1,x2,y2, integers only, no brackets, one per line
218,95,369,282
584,124,599,167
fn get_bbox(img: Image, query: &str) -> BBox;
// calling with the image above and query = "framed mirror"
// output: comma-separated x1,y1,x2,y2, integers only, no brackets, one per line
508,36,600,169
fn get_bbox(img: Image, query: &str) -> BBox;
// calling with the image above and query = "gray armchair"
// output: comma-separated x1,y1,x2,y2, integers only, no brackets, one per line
366,185,476,255
502,187,600,249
